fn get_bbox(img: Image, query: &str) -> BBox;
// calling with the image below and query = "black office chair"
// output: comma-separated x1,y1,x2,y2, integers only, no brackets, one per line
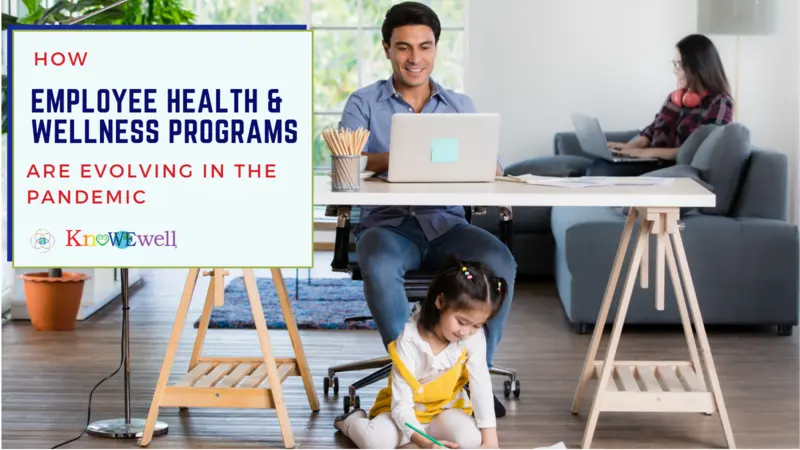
322,204,520,413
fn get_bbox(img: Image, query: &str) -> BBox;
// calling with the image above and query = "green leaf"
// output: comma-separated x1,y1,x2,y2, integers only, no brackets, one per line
18,6,45,24
21,0,39,14
36,0,68,24
52,11,70,22
70,0,121,12
2,13,18,29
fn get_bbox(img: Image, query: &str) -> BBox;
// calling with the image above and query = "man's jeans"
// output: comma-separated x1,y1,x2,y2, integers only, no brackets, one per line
355,217,517,366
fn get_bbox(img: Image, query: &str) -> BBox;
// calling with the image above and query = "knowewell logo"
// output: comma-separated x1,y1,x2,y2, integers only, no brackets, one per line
65,230,178,249
31,229,56,253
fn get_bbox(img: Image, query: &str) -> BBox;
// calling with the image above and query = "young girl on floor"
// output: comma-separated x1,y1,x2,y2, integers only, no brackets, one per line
334,259,508,449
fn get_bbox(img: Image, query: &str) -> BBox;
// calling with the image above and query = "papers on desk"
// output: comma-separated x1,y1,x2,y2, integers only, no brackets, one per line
534,442,567,449
498,174,674,188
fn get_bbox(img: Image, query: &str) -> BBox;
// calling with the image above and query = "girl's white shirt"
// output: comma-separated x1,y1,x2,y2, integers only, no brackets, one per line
390,310,496,440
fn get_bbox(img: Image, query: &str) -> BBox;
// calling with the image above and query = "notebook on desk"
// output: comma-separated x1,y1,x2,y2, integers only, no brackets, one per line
497,174,674,188
383,113,501,183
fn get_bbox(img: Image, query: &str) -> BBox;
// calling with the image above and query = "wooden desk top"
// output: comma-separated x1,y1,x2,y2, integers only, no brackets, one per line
313,175,715,208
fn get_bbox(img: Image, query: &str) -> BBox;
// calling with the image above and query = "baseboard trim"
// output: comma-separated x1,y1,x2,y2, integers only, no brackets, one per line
314,242,335,251
11,273,143,322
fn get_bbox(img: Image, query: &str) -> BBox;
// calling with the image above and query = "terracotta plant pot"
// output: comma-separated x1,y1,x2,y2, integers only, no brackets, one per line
20,272,90,331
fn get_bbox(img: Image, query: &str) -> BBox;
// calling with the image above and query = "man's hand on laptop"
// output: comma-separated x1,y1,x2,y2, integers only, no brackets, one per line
363,152,390,173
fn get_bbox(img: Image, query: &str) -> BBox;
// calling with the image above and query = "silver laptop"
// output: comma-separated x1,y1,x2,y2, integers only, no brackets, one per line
570,113,657,163
385,113,500,183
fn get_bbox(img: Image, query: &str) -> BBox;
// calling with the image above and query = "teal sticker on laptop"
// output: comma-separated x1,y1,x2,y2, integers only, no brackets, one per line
430,138,459,163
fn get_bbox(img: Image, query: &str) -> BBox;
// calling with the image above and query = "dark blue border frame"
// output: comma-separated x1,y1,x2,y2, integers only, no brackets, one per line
6,24,308,263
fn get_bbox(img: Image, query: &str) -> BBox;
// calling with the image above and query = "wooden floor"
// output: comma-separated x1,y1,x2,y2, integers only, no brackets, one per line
2,261,799,449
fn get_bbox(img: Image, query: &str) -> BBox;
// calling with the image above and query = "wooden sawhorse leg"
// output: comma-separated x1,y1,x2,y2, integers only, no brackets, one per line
571,207,735,449
139,268,320,448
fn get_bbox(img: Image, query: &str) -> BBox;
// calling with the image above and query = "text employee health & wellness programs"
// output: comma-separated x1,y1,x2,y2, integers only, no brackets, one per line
27,87,303,145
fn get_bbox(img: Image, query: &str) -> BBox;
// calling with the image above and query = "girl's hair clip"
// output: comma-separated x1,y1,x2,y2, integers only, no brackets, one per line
497,281,502,292
462,266,472,280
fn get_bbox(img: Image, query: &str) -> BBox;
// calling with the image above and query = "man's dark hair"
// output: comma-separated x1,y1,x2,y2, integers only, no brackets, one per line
381,1,441,45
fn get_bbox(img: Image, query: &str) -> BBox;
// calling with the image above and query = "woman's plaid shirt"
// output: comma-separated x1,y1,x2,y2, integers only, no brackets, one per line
641,92,735,148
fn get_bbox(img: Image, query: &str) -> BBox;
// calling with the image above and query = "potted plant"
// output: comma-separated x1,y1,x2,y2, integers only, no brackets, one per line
20,268,90,331
3,1,115,331
2,0,195,131
4,0,193,330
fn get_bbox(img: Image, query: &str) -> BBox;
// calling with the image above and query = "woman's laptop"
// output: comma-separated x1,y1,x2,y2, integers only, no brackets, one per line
570,113,657,163
383,113,501,183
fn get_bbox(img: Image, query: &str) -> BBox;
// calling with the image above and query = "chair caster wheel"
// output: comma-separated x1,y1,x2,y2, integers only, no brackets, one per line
323,376,339,396
343,395,360,413
503,380,520,398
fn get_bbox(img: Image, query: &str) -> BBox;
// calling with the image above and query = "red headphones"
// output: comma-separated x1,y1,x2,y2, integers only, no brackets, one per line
671,89,708,108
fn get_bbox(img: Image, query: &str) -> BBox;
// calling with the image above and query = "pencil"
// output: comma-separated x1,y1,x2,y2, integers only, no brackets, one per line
404,422,445,448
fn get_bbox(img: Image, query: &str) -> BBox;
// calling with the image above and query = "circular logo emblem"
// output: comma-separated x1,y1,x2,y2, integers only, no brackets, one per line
115,231,133,250
31,229,55,253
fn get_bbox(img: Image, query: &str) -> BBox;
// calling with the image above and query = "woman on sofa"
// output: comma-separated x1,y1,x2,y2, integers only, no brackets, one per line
586,33,735,176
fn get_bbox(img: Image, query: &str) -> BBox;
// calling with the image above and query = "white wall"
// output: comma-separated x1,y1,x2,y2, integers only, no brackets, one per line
466,0,799,222
709,0,799,223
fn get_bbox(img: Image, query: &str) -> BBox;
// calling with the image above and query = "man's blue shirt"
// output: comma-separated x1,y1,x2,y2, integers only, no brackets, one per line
339,75,489,241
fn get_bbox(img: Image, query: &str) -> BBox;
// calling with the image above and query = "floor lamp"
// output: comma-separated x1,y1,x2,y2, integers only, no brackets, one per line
53,4,169,439
697,0,778,122
86,268,169,439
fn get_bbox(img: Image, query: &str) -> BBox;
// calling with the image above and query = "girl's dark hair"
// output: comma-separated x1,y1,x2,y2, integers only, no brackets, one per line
381,1,441,45
676,34,731,96
418,257,508,333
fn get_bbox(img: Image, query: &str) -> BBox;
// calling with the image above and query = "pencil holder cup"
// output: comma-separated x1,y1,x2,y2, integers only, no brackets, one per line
331,155,361,192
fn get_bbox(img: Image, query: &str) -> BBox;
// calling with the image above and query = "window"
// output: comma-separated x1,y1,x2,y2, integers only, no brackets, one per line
189,0,468,169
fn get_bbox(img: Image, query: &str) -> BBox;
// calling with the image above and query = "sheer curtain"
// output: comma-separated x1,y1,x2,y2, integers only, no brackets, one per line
2,133,11,318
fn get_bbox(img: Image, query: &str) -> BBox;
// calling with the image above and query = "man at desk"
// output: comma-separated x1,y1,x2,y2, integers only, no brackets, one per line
339,1,516,417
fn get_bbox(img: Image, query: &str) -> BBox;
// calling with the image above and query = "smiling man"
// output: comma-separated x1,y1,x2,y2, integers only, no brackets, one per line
338,1,516,419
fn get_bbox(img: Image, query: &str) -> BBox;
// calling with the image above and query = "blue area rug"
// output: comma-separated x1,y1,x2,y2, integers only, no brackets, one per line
193,276,376,330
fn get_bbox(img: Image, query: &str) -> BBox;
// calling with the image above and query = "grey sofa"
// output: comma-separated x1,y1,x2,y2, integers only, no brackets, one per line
474,125,799,335
470,131,633,278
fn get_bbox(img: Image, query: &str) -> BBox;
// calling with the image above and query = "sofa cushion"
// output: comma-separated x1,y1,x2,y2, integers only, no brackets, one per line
676,124,719,165
690,123,751,216
731,149,789,221
644,164,713,192
614,165,711,217
504,155,592,178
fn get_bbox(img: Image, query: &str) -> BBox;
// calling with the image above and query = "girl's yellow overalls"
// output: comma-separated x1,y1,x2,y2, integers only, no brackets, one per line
369,340,473,423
